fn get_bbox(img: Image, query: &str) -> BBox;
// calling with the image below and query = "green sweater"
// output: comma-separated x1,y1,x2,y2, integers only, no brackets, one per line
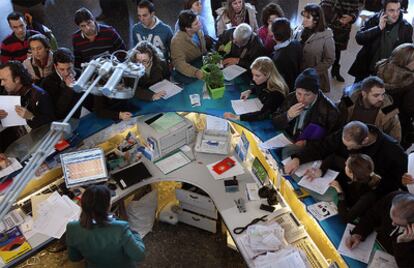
66,219,145,268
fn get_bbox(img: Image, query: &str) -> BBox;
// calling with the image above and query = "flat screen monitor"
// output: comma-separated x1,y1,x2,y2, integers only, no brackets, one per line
252,157,268,185
60,148,108,188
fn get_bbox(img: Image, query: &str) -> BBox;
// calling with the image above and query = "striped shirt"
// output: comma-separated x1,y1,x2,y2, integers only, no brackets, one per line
72,24,126,68
0,30,40,63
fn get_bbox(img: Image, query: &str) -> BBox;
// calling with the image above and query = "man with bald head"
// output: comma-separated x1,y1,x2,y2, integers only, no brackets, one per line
284,121,407,197
347,191,414,267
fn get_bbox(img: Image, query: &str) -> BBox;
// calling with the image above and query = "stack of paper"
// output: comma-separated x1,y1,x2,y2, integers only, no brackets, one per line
298,169,339,195
223,65,247,81
149,79,183,99
259,134,293,150
32,192,80,238
338,223,377,264
254,248,307,268
239,222,285,259
206,115,228,131
207,156,244,180
231,98,263,115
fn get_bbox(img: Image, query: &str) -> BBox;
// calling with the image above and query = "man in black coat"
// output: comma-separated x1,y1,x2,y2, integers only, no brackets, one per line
349,0,412,82
284,121,407,198
216,23,265,70
347,191,414,267
272,68,340,158
41,47,82,121
0,61,55,150
271,18,302,92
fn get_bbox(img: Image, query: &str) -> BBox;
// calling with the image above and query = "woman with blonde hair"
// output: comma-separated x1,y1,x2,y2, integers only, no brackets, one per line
215,0,258,36
377,43,414,148
224,56,288,121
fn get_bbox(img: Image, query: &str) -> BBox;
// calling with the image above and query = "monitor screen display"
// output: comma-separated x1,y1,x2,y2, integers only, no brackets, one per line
252,157,268,185
60,148,108,188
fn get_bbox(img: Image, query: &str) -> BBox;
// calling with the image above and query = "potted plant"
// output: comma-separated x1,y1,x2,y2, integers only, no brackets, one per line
201,52,225,99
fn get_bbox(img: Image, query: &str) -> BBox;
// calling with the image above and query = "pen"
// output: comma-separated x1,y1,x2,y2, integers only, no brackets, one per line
390,225,400,237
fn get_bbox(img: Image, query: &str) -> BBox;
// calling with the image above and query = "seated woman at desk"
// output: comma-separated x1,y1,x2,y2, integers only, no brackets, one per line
305,154,381,223
223,56,288,121
66,185,145,268
132,41,170,101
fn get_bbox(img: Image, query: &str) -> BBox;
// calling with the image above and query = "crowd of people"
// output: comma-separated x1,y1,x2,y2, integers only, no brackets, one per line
1,0,414,266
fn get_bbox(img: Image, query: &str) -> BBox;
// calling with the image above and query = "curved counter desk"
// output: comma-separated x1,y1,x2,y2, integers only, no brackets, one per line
2,79,364,268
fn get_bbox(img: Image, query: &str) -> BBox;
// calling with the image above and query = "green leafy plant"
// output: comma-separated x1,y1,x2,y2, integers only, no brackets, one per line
203,51,222,65
203,64,224,89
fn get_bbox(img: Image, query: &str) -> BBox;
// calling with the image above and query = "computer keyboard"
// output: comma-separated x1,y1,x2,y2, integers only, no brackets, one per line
293,238,327,268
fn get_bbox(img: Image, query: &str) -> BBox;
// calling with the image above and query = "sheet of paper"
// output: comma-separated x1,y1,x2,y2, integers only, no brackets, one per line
149,79,183,99
0,158,22,179
20,216,36,240
254,248,307,268
207,156,245,180
32,192,80,239
368,250,398,268
231,98,263,115
259,133,293,149
0,96,26,127
245,183,260,201
154,151,191,174
223,65,247,81
206,115,228,132
307,201,338,221
407,153,414,193
338,223,377,264
294,161,322,177
298,169,339,195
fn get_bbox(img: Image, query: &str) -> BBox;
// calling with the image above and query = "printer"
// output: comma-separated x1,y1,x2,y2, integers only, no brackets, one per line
137,113,196,160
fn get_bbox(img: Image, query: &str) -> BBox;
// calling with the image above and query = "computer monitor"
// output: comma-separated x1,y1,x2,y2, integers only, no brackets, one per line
60,148,108,188
252,157,268,185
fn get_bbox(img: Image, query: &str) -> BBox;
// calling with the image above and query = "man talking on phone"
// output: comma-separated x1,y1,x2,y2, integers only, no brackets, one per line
346,191,414,267
349,0,412,82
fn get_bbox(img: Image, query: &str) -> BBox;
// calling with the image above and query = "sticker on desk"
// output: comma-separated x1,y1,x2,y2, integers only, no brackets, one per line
307,201,337,221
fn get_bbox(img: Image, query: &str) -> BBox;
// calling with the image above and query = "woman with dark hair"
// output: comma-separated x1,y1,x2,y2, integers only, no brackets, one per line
132,40,170,101
293,3,335,92
257,3,284,54
66,185,145,267
215,0,258,36
304,154,383,223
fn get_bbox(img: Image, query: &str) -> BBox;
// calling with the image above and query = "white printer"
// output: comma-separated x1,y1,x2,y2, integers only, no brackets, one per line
137,113,196,160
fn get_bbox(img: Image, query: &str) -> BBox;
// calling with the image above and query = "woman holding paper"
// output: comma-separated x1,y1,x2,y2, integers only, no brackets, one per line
132,41,170,101
223,57,288,122
305,154,381,223
66,185,145,268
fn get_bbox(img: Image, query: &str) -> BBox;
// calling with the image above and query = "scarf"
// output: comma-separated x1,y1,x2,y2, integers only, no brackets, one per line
231,7,246,27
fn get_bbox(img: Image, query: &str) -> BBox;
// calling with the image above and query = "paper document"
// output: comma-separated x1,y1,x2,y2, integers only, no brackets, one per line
32,192,80,239
245,183,260,201
154,151,191,174
407,153,414,193
207,156,244,180
231,98,263,115
149,79,183,99
294,161,322,177
260,133,293,149
0,158,22,179
307,201,338,221
368,250,398,268
0,96,26,127
206,115,228,131
338,223,377,264
298,169,339,195
223,65,247,81
254,248,307,268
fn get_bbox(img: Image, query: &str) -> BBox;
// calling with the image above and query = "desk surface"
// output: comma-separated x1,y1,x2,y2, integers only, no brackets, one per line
3,79,365,268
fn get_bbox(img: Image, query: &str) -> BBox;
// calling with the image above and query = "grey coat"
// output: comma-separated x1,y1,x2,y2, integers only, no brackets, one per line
293,27,335,92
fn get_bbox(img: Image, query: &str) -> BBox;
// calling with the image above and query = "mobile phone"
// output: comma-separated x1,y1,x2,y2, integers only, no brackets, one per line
260,203,275,212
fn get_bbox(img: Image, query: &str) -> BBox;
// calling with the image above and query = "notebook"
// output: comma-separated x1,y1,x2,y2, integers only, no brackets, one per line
111,161,152,190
